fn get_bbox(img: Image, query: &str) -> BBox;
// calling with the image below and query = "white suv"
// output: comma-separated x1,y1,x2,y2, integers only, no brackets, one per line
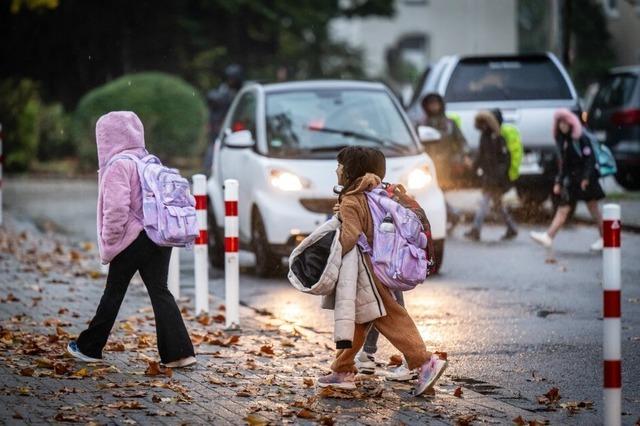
207,80,446,276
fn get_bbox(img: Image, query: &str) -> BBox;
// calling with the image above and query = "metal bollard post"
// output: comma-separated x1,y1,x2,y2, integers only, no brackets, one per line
224,179,240,330
603,203,621,426
193,174,209,314
168,248,180,299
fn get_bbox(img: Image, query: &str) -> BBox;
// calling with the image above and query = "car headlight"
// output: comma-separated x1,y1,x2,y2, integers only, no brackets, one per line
270,169,304,191
407,166,433,190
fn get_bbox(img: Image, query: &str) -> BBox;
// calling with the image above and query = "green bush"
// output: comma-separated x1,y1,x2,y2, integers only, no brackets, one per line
73,72,207,168
37,103,74,161
0,79,41,171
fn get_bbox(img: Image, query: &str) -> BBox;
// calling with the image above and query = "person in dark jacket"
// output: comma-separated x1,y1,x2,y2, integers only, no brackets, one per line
464,111,518,241
530,109,605,250
420,93,469,232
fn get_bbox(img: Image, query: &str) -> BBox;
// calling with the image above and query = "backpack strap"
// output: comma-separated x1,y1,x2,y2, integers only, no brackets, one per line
105,153,142,169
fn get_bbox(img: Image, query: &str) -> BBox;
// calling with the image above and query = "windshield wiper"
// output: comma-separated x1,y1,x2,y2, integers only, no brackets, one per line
307,144,351,153
306,126,410,153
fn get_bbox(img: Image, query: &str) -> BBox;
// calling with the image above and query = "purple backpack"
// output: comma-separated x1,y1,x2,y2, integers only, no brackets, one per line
107,153,198,248
357,185,429,291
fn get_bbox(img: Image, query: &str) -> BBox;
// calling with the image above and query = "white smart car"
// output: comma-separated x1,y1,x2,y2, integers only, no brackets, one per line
206,80,446,276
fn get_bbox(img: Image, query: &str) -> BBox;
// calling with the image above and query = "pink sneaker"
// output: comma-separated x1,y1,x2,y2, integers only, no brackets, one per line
317,371,356,390
414,355,448,396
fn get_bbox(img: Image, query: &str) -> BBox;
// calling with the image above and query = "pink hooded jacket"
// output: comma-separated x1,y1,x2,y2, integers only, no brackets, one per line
96,111,147,264
553,108,583,139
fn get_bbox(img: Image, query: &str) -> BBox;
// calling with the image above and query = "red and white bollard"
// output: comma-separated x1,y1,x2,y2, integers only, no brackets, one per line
168,248,180,299
0,123,3,226
193,174,209,314
603,203,621,426
224,179,240,330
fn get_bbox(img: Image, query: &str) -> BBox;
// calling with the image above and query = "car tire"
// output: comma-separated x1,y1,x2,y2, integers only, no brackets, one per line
207,208,225,268
615,169,640,191
431,239,445,275
252,210,282,278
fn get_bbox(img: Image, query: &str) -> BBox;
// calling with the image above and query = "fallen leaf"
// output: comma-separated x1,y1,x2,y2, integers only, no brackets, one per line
319,416,336,426
108,400,145,410
388,354,403,367
434,351,448,360
513,416,526,426
296,408,316,419
453,387,463,398
545,257,557,264
54,362,71,375
19,367,35,377
18,387,31,396
303,378,314,388
72,368,89,378
12,412,24,420
106,341,125,352
196,314,213,326
537,387,561,405
260,345,275,356
318,386,355,399
245,413,270,425
455,414,476,426
145,361,172,378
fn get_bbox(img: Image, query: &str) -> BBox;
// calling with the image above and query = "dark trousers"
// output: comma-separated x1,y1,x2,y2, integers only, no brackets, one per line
77,232,195,363
363,290,405,354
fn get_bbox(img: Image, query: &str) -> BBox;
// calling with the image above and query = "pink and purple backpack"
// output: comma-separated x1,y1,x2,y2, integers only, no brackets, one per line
106,153,198,248
357,184,431,291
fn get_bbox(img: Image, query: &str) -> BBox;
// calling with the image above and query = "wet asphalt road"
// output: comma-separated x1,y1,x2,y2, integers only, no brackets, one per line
4,177,640,422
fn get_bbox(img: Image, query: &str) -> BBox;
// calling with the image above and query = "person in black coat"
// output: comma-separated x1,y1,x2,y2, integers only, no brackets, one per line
464,111,518,241
530,109,605,250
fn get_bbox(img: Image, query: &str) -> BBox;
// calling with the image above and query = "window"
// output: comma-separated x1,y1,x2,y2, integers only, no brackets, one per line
265,89,419,158
228,92,256,137
603,0,619,18
591,73,638,110
444,57,573,102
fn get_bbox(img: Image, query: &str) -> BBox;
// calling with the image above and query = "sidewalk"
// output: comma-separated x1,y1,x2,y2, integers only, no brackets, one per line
0,223,554,425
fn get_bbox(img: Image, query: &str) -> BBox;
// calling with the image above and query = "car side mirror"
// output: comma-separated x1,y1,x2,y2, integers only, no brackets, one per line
417,125,441,144
225,130,254,148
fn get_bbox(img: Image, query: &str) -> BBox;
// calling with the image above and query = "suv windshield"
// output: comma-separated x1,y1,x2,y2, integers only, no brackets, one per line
265,88,419,158
445,57,573,102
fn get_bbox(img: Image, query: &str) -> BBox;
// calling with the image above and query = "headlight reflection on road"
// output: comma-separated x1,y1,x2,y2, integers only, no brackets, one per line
280,302,304,324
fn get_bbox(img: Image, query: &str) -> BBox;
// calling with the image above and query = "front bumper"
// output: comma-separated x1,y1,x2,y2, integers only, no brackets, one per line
255,184,447,252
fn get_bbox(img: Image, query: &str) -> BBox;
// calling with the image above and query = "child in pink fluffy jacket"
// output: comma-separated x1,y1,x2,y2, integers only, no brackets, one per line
67,111,195,368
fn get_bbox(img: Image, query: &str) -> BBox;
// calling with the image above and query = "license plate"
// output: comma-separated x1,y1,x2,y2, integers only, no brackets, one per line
519,151,544,175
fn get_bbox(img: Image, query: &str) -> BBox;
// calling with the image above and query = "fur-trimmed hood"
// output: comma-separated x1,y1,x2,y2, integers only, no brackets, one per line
553,108,583,139
474,110,501,135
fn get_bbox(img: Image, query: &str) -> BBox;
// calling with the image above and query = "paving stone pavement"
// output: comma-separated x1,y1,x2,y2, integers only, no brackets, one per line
0,223,556,425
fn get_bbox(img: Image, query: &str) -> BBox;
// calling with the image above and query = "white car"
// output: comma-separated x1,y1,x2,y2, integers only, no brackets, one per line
206,80,446,276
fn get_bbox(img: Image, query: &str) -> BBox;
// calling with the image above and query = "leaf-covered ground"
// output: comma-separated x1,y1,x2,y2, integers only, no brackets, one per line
0,226,589,425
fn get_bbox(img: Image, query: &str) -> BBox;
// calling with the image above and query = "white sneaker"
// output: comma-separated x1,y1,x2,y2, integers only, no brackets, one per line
354,350,376,375
590,238,603,251
530,231,553,248
66,341,104,363
164,356,197,368
385,361,417,382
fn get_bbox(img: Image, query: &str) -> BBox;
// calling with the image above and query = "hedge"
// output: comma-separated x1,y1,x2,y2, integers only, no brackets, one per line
73,72,207,168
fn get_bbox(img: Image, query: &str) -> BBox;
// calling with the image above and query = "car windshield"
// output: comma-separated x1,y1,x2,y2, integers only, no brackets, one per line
265,88,419,158
445,57,573,102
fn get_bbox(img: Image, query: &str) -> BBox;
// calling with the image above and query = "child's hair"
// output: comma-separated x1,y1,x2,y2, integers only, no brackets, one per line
337,146,386,196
